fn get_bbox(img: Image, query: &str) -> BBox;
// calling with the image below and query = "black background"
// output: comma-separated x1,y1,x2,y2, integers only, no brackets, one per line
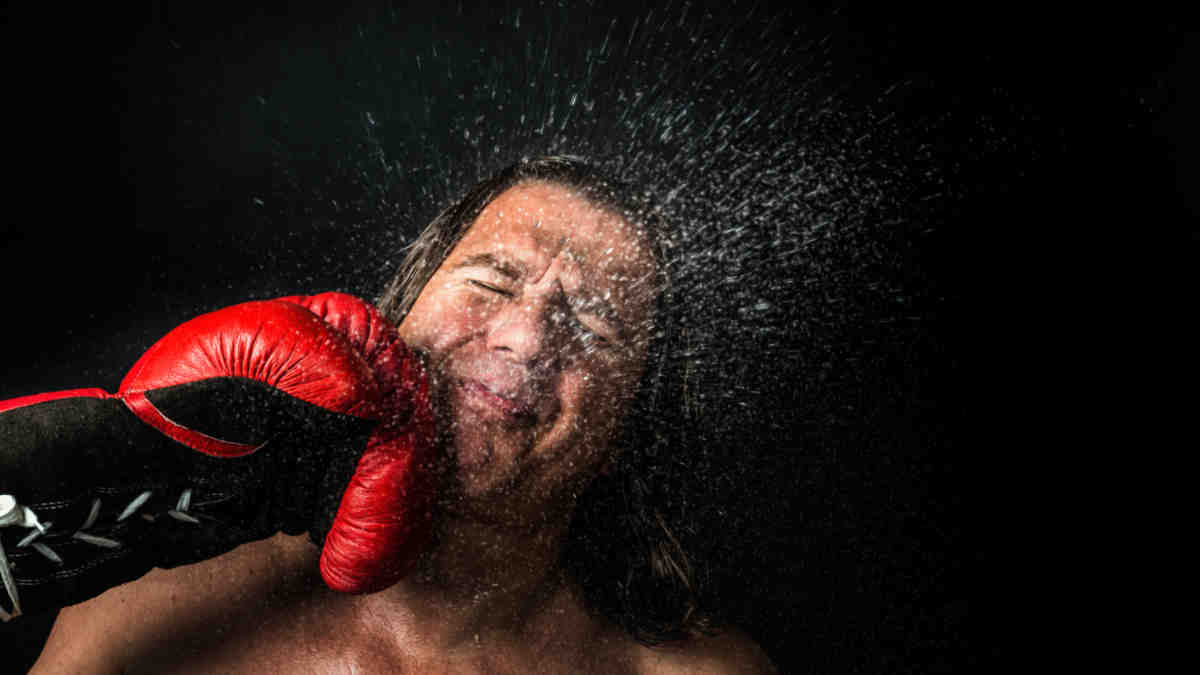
2,1,1193,672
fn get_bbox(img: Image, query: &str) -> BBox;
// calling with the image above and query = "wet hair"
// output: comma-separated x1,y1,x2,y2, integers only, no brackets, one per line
377,155,715,644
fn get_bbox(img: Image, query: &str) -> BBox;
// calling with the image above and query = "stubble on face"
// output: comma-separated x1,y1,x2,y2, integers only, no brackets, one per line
399,181,658,526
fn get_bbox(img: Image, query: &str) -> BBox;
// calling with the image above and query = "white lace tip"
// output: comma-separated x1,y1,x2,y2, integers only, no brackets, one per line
167,510,201,525
73,532,122,549
21,507,43,531
17,524,48,548
32,542,63,564
176,488,193,512
0,540,20,621
117,491,153,522
81,498,102,530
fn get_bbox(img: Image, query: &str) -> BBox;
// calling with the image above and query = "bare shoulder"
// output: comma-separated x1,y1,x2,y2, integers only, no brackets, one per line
32,533,318,673
634,625,778,675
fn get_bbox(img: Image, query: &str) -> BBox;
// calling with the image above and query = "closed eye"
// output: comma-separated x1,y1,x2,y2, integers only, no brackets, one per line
468,279,514,297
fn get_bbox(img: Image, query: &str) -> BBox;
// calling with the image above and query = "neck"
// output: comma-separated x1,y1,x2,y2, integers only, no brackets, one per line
355,501,578,652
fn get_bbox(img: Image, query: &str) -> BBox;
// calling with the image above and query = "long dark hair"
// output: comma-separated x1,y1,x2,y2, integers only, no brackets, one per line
377,155,715,645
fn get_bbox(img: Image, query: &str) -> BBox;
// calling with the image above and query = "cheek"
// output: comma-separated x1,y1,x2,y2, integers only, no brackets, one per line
561,367,634,439
403,288,489,354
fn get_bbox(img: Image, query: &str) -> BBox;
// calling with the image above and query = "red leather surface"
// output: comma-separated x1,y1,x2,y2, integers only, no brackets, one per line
281,294,438,594
4,293,436,594
119,299,381,421
0,388,113,414
320,335,437,593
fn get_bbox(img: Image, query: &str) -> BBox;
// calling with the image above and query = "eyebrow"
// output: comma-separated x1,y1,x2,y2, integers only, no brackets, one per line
452,251,633,339
452,252,526,280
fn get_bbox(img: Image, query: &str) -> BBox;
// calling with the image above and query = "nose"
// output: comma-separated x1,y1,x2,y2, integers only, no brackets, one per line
485,293,569,368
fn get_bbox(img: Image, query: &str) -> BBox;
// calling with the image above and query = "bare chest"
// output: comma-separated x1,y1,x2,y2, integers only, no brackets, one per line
121,599,640,675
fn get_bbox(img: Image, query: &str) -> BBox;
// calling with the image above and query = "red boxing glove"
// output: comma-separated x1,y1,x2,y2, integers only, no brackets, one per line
274,293,436,593
0,292,435,620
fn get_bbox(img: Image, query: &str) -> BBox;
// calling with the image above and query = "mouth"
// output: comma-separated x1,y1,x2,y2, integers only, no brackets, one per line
459,379,538,426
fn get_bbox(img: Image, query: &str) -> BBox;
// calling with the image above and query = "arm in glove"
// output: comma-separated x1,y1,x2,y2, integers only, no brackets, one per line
0,292,436,621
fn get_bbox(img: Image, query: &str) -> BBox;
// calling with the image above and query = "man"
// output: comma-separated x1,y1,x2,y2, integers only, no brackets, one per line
29,156,775,672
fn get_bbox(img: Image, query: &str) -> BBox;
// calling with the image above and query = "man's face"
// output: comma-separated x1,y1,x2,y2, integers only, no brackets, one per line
398,181,658,523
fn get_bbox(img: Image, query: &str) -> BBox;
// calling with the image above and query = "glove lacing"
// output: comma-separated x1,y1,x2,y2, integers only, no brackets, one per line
0,489,199,622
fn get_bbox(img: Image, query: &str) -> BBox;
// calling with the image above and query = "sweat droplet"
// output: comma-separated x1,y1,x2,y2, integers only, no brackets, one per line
89,4,965,671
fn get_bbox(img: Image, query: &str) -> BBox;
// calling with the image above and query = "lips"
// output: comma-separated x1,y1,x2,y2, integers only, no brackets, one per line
459,378,538,424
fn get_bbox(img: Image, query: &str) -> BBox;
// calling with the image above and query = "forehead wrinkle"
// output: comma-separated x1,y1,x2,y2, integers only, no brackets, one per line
458,182,656,336
455,248,637,339
452,252,526,280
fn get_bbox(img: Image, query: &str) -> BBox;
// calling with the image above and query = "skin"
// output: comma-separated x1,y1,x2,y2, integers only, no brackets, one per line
33,181,776,674
401,180,658,528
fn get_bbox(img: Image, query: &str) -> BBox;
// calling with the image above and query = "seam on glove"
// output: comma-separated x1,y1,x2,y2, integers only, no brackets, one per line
122,390,262,458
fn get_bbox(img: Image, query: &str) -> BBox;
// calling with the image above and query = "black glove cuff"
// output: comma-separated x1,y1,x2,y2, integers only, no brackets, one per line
1,379,374,620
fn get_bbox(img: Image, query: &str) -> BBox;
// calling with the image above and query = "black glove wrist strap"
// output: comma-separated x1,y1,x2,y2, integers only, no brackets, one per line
0,482,241,621
0,378,374,621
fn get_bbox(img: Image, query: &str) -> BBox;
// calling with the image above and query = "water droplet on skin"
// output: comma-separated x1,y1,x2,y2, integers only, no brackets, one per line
187,7,953,662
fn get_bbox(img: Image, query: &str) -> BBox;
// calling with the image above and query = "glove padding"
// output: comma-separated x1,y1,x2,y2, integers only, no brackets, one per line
275,293,436,594
0,292,436,620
